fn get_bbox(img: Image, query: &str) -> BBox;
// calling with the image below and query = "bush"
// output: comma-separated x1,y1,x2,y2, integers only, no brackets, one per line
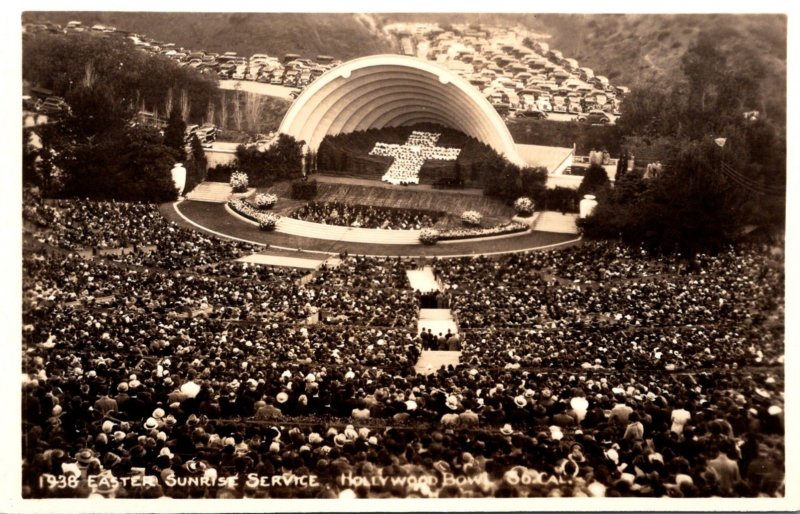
461,210,483,227
254,193,278,210
419,228,440,245
543,187,580,213
207,163,236,183
291,179,318,200
230,172,249,193
514,197,535,216
577,164,611,197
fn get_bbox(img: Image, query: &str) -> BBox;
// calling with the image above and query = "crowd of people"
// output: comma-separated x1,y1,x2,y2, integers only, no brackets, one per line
24,198,257,270
289,201,441,231
370,131,462,186
21,199,785,499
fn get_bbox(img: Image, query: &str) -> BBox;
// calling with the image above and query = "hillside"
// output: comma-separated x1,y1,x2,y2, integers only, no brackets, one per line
527,14,786,116
378,13,786,120
22,12,394,60
22,12,786,124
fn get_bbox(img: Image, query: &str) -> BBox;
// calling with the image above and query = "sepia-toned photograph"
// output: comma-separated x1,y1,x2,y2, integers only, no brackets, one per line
14,5,795,511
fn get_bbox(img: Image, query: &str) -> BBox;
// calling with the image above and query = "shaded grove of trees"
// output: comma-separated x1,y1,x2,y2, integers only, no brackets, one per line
27,78,181,202
218,89,290,136
232,134,305,187
22,33,239,202
582,31,786,255
23,33,219,123
580,139,750,258
507,119,623,155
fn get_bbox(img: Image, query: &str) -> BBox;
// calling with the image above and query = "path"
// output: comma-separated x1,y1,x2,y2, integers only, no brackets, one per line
407,267,461,374
219,80,299,100
406,267,440,292
236,253,324,269
166,201,582,258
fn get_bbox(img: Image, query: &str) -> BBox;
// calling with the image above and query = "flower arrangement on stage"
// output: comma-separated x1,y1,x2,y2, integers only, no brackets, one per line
461,210,483,227
419,228,440,245
254,193,278,210
230,172,249,193
438,222,528,241
228,199,281,231
258,213,279,231
514,197,535,217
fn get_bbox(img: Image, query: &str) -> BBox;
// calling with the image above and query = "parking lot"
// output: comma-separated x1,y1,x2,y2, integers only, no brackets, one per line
508,111,617,125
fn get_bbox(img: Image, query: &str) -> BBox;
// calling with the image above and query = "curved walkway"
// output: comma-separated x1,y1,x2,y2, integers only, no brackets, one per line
227,203,422,245
165,200,581,258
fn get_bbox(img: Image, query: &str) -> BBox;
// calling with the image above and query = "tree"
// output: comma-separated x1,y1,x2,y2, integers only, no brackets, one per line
582,139,747,260
163,106,186,158
205,100,216,126
117,126,180,202
520,166,548,199
268,134,304,179
185,134,208,192
244,91,266,133
612,168,647,205
615,149,629,182
22,129,39,187
179,89,191,122
218,91,229,129
64,82,129,139
23,33,218,124
232,92,243,131
577,164,611,197
681,34,727,116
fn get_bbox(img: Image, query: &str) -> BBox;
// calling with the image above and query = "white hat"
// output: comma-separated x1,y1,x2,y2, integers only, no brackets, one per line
446,395,459,410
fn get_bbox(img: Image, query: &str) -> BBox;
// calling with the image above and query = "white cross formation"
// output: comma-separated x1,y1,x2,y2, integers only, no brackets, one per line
369,131,461,185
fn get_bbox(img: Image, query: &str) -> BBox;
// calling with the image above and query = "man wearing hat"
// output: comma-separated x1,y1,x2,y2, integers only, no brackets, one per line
255,397,283,420
114,382,130,407
94,388,118,416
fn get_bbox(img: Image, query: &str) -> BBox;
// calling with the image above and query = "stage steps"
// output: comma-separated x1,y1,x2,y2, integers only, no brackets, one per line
185,182,233,203
533,211,579,234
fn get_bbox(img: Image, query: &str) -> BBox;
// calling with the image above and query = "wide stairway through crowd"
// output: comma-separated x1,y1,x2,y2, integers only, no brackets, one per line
407,266,461,374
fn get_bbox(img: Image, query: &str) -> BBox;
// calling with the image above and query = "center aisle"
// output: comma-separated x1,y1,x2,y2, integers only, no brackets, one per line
407,266,461,374
406,266,440,292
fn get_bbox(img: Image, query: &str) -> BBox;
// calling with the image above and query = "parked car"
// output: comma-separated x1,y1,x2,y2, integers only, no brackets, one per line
514,109,548,120
577,109,611,124
536,95,552,112
38,96,69,114
184,124,199,143
196,124,217,143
